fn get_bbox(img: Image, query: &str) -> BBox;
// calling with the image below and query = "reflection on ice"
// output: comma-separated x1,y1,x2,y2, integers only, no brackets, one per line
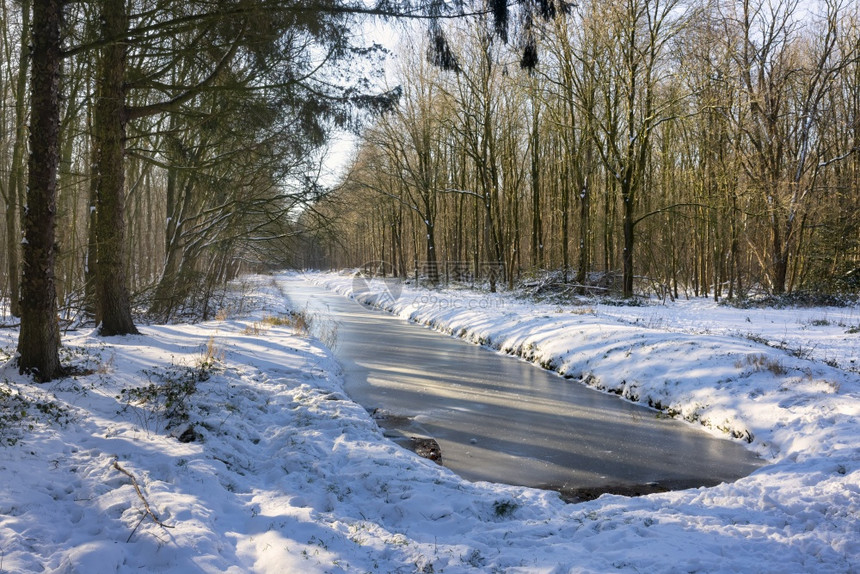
288,281,764,499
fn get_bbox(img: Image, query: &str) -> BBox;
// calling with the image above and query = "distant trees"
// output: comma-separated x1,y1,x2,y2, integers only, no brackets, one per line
363,51,447,285
322,0,860,299
730,0,852,294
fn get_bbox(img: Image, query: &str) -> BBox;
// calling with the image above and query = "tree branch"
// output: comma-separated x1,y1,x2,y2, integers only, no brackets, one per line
113,460,174,542
126,24,247,120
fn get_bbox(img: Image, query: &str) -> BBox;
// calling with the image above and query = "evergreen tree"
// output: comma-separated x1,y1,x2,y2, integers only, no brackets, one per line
17,0,63,381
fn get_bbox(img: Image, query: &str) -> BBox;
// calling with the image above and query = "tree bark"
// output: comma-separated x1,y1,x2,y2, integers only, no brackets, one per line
4,0,30,319
17,0,63,382
621,186,635,298
93,0,138,335
530,99,543,269
576,154,591,286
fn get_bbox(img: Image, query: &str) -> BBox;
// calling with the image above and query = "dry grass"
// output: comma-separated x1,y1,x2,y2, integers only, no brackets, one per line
735,353,787,376
288,311,311,336
238,307,337,348
96,353,115,375
200,335,224,368
569,307,597,315
241,323,263,335
242,312,313,337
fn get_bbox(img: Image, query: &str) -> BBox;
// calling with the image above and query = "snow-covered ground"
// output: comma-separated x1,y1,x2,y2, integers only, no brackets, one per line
0,271,857,573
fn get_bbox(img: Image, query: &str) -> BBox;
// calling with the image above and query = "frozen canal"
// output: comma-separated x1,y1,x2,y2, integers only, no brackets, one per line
285,278,763,500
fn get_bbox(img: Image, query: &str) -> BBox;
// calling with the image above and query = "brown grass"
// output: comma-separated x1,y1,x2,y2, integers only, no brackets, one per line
735,353,787,376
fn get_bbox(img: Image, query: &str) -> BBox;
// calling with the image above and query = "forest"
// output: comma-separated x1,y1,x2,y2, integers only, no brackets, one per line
0,0,370,325
313,0,860,301
1,0,859,381
0,0,401,378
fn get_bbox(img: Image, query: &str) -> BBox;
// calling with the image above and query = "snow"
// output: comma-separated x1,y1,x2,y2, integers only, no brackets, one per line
0,272,858,573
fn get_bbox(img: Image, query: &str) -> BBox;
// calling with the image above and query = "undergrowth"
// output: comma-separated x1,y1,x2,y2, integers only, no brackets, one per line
118,340,222,433
242,312,310,336
242,309,338,349
735,353,788,376
0,382,72,446
723,291,859,309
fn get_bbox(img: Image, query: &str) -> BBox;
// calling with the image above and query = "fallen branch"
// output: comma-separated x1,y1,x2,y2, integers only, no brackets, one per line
113,460,174,542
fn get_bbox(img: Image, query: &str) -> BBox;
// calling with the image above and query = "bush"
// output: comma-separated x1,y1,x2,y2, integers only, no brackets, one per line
118,348,218,433
0,383,71,446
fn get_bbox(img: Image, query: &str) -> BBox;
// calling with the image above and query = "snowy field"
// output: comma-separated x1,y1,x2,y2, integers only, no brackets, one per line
0,271,857,573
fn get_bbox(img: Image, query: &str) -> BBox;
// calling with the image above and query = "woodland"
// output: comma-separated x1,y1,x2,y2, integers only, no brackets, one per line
1,0,404,379
314,0,860,301
1,0,859,381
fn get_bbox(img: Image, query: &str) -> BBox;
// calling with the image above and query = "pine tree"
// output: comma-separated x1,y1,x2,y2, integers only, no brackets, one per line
17,0,64,381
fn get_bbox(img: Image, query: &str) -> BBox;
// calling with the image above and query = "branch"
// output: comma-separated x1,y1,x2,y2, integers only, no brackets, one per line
63,2,495,59
113,460,175,542
439,187,483,199
126,24,247,120
633,202,716,226
818,146,860,169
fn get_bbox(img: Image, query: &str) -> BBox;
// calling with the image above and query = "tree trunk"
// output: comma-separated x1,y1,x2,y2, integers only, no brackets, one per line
425,220,438,285
4,0,30,319
148,155,189,321
770,207,788,294
17,0,63,382
531,101,543,269
561,155,570,284
84,125,98,317
93,0,138,335
576,145,592,285
621,168,635,298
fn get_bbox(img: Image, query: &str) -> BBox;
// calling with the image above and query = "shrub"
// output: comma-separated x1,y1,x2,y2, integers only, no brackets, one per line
0,383,71,446
119,350,218,432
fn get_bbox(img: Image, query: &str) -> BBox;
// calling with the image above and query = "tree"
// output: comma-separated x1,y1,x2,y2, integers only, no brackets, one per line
2,0,29,319
85,0,397,333
730,0,853,294
90,0,139,335
16,0,63,381
543,7,600,285
353,49,448,285
584,0,686,297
